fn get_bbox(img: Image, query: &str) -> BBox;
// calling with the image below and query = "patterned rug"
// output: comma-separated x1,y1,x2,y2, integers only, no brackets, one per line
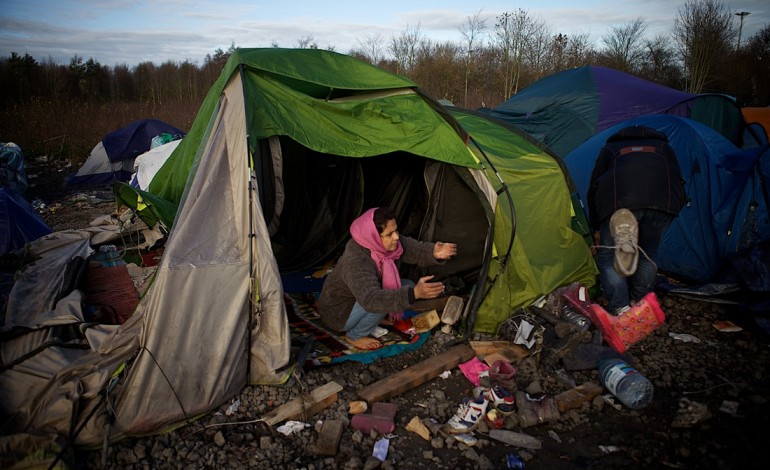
284,292,429,368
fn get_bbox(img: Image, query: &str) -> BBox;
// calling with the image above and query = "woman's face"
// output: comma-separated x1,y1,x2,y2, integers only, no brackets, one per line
379,219,400,251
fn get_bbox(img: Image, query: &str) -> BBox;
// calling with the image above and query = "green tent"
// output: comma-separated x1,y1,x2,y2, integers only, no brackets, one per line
118,47,596,330
1,48,596,460
118,47,595,333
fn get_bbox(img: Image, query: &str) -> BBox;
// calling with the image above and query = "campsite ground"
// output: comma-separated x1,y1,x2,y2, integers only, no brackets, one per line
25,159,770,470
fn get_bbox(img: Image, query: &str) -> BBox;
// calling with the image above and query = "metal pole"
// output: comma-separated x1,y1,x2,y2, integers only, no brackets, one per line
736,11,751,49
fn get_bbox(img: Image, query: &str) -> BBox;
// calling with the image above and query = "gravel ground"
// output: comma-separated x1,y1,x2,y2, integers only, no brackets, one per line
24,160,770,470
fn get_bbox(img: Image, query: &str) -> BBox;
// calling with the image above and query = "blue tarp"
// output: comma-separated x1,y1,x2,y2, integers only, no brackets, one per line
0,188,53,255
565,114,770,283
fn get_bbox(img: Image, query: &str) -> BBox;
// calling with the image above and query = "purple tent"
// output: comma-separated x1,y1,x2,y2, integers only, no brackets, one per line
485,66,745,157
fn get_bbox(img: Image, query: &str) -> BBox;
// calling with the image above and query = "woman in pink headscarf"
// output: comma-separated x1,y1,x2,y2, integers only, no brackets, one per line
318,207,457,350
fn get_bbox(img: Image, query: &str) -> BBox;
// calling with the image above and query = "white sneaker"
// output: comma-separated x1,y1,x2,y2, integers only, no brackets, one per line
444,395,488,434
610,209,639,277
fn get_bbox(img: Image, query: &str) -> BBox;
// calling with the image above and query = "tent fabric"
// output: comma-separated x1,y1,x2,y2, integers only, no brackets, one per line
129,139,182,189
0,188,53,255
446,107,596,332
565,114,770,283
66,119,184,186
2,48,597,459
742,107,770,144
485,66,745,157
149,50,476,209
0,142,28,193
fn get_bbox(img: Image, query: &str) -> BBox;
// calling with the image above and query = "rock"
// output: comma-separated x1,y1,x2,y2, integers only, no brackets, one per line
525,381,543,395
463,447,480,461
213,431,225,447
363,456,381,470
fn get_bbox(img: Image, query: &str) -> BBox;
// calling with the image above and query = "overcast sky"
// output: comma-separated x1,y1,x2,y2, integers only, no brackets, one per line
1,0,767,67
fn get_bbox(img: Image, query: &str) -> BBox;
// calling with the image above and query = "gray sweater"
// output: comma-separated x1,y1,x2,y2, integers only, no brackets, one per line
318,236,441,332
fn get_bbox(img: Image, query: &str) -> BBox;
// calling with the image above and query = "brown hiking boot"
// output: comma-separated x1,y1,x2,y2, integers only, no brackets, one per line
610,209,638,277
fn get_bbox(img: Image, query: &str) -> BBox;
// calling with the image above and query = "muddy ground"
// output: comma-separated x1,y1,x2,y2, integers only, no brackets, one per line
20,159,770,469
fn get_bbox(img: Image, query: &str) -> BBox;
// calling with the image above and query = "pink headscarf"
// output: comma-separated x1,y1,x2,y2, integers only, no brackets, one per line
349,208,404,291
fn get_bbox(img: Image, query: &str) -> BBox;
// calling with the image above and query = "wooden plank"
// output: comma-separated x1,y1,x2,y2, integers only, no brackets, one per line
555,382,603,412
469,340,513,356
469,341,529,362
262,381,343,426
316,419,344,456
482,349,529,366
357,344,475,404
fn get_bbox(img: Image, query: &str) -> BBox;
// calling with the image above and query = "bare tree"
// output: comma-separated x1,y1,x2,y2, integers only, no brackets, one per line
493,9,541,99
565,32,596,68
600,18,648,72
735,24,770,105
639,34,681,86
357,33,386,65
296,35,318,49
673,0,735,93
458,10,487,107
389,23,424,74
523,21,552,81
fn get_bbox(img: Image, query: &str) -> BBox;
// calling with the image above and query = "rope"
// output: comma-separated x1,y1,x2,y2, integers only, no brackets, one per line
593,244,657,272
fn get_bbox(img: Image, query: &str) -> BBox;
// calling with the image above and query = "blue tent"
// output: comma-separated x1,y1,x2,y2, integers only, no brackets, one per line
0,188,53,254
485,66,746,157
66,119,184,186
565,114,770,283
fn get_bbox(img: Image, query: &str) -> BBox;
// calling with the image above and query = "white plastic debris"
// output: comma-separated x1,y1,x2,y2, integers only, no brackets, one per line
276,420,311,436
371,326,388,338
602,394,623,411
548,430,562,443
599,445,621,453
372,437,390,461
513,319,537,348
225,399,240,416
669,332,701,343
719,400,740,416
439,370,452,379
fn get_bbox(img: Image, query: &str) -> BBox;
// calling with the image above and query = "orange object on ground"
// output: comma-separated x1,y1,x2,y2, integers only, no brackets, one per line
584,292,666,353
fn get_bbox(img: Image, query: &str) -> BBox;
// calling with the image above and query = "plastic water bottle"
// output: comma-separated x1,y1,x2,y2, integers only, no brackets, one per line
598,358,654,409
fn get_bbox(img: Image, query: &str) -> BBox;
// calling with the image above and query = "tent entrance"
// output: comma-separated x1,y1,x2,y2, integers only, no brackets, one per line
260,136,488,288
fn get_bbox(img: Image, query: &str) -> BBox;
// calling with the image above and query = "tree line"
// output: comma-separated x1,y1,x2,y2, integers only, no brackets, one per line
1,0,768,161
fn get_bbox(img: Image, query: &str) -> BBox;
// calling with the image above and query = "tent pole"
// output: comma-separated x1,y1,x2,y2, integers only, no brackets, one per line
462,135,517,335
240,63,255,385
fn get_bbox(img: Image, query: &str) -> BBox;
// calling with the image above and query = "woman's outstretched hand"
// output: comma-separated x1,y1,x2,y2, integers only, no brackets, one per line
433,241,457,260
414,275,445,300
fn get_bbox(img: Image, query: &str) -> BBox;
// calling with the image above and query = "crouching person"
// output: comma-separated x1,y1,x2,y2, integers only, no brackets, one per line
318,207,457,350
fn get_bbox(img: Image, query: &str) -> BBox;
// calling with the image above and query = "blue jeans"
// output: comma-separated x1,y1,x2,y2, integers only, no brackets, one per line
597,209,674,314
344,279,415,340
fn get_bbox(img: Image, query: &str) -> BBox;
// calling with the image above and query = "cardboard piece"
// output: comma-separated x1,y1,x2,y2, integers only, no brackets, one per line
412,310,440,333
